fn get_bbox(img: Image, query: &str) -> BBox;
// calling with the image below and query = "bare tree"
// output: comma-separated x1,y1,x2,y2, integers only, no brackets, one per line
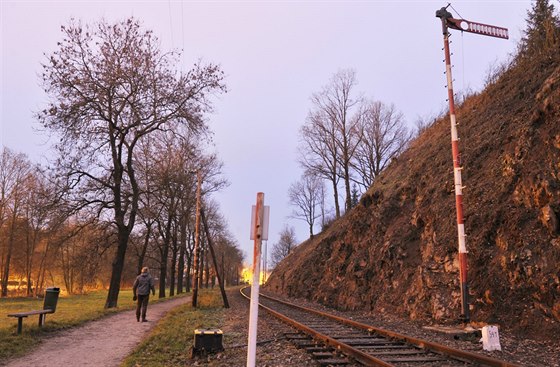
38,18,225,308
270,225,298,269
299,69,362,217
0,148,31,297
131,125,228,300
288,172,324,238
133,136,162,277
21,168,53,296
176,175,197,294
299,110,342,218
152,167,181,299
414,113,436,137
199,200,231,307
352,101,412,190
215,233,243,287
32,186,75,297
57,219,112,294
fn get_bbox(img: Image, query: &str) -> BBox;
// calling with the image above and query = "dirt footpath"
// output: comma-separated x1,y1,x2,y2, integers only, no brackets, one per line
5,295,190,367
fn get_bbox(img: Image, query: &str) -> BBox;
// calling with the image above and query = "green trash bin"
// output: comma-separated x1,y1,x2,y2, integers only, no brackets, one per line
43,287,60,311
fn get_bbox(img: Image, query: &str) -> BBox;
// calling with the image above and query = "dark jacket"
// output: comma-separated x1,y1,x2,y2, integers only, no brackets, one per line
133,272,155,296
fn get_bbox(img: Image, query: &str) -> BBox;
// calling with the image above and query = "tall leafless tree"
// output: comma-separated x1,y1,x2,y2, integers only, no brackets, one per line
38,18,225,308
352,101,412,190
299,109,342,218
31,181,75,297
57,219,112,294
133,136,162,277
270,225,298,269
288,172,324,238
299,69,362,217
21,168,53,296
133,124,228,299
0,148,31,297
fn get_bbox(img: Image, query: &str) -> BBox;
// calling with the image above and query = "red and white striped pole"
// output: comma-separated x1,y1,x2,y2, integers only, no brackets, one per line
438,7,470,322
436,5,508,323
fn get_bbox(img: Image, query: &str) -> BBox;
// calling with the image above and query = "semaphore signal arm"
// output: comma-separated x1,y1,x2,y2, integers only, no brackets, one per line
436,6,509,39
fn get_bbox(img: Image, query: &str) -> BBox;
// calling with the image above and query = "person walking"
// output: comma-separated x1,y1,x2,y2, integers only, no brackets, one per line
133,266,156,322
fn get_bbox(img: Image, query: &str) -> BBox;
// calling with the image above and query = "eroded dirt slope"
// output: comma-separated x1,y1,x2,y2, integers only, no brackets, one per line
266,54,560,341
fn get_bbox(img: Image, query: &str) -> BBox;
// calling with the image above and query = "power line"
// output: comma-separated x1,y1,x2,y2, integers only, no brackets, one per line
448,2,465,21
181,0,186,70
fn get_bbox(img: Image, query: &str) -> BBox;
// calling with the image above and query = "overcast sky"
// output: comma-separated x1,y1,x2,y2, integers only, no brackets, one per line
1,0,531,264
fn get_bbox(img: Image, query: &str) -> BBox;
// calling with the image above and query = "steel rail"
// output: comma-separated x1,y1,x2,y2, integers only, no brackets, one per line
240,286,521,367
240,286,392,366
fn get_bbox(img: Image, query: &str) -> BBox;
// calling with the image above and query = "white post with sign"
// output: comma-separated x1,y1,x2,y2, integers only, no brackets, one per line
247,193,269,367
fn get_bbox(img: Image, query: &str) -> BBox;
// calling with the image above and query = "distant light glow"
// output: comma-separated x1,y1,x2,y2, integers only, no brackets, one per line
241,267,268,285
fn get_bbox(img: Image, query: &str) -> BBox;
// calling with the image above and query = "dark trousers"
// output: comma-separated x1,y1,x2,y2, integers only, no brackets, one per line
136,294,150,320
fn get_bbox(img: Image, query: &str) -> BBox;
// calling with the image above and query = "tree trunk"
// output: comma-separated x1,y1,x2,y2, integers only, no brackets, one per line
200,206,229,308
198,247,204,290
185,252,192,293
34,238,50,297
332,177,341,218
105,227,130,308
221,253,226,287
198,246,204,289
158,215,173,298
61,243,72,295
158,246,168,298
177,223,186,294
25,223,33,297
169,235,178,297
344,163,352,212
137,224,151,275
1,209,18,297
204,250,210,289
35,239,50,297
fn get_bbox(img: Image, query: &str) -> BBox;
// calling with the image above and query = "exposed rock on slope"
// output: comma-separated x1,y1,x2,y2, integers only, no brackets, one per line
266,56,560,339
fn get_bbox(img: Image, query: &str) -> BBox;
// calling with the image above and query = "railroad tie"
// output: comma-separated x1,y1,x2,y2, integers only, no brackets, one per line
284,333,309,340
293,341,317,348
382,355,449,363
305,346,332,353
312,351,337,359
239,287,522,367
317,358,350,366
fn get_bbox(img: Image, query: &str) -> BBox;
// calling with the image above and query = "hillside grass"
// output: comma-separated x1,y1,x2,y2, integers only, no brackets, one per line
0,288,188,362
121,289,227,367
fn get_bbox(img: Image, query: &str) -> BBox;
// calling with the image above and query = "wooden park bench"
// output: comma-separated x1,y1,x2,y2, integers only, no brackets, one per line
8,287,60,334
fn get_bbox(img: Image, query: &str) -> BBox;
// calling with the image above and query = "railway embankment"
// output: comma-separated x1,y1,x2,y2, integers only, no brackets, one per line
266,47,560,344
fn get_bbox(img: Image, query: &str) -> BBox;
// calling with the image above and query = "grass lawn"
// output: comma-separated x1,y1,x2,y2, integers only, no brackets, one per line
0,288,187,362
121,289,229,367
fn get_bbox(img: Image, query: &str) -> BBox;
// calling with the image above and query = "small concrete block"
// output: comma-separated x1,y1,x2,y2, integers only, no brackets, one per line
481,325,501,351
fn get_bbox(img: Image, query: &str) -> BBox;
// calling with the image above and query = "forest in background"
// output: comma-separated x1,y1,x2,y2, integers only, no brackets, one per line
0,143,243,298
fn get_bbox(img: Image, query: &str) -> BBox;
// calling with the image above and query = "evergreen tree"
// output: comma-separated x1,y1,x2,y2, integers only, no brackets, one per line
520,0,560,59
350,183,360,208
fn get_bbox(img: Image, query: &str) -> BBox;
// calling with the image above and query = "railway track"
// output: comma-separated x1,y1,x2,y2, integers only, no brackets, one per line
240,286,520,367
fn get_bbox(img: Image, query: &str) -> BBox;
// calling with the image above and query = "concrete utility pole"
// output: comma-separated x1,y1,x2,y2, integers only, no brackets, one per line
436,5,508,323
